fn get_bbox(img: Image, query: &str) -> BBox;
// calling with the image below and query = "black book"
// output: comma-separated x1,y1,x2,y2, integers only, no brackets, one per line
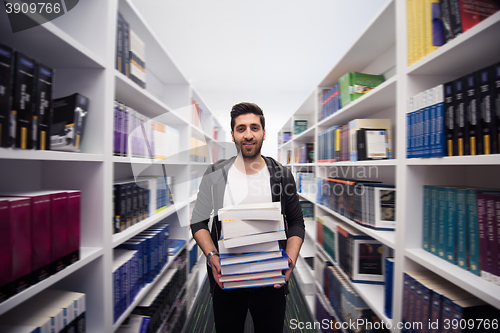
13,51,36,149
465,72,481,155
440,0,454,42
0,43,14,148
478,66,495,154
116,12,124,73
122,14,130,78
34,63,54,150
454,77,467,156
51,93,90,152
444,81,455,156
492,62,499,154
449,0,463,37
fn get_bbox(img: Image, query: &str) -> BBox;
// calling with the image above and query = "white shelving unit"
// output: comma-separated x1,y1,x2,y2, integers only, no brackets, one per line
278,1,500,331
0,0,224,331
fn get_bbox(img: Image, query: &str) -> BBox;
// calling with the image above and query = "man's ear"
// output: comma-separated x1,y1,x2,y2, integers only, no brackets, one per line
263,129,266,141
231,131,234,142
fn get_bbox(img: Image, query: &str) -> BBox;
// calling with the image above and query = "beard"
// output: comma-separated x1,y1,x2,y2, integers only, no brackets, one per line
234,137,263,160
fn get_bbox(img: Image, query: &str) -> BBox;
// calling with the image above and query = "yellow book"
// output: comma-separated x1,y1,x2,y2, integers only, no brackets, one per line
407,0,415,66
416,0,425,62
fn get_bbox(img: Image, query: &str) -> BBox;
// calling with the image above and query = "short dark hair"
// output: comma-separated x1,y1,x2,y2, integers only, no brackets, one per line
230,102,265,132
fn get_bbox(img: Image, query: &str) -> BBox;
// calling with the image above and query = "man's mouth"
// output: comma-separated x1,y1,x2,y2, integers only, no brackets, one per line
243,142,254,148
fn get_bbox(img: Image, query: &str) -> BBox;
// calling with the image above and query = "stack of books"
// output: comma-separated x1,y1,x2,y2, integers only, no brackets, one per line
217,202,290,289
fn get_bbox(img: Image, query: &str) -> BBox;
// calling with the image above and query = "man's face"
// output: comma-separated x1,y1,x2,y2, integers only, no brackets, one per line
231,113,266,160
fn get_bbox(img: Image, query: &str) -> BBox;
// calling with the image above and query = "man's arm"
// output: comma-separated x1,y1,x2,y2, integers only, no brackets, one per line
193,228,223,289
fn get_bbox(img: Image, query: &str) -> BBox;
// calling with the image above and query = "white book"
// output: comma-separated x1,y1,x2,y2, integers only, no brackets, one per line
223,276,286,289
220,252,289,275
222,215,283,239
218,202,281,221
218,270,284,283
222,229,286,249
220,250,283,266
218,239,280,254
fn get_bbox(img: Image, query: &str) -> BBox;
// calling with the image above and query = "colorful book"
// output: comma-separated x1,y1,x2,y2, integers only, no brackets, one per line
219,250,289,276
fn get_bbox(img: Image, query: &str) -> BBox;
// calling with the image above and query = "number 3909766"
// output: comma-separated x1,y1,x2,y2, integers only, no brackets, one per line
443,319,498,330
5,2,61,14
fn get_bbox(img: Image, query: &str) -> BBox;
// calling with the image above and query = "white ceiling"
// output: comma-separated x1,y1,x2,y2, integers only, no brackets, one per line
131,0,389,158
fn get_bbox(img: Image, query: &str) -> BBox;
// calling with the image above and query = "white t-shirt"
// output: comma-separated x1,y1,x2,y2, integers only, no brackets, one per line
223,163,272,207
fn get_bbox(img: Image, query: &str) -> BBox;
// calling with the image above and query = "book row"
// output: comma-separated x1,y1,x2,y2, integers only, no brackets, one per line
117,12,146,89
0,43,90,152
277,131,291,146
317,178,397,231
129,251,187,333
402,270,500,333
323,263,383,333
113,222,172,322
422,185,500,283
318,72,386,122
407,62,500,158
113,177,174,234
113,101,181,160
0,289,86,333
0,191,81,304
318,119,393,163
407,0,499,66
294,143,314,164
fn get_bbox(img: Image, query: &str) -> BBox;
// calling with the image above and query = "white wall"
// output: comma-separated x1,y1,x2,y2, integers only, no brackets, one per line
131,0,389,159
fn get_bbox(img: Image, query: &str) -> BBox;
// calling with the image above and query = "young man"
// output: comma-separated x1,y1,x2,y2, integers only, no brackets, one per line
190,102,305,332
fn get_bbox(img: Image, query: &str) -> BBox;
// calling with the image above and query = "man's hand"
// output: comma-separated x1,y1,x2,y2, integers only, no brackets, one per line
274,257,294,289
210,254,223,289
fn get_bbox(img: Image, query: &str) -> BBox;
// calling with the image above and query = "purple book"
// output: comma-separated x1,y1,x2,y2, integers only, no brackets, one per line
66,191,81,265
122,105,129,157
114,101,121,156
27,192,52,282
8,197,32,294
51,191,68,272
0,199,13,301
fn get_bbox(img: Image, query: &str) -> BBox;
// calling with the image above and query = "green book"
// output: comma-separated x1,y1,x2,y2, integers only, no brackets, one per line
437,186,447,259
430,186,439,254
456,188,467,269
423,185,432,251
339,72,352,107
350,71,386,101
445,187,457,264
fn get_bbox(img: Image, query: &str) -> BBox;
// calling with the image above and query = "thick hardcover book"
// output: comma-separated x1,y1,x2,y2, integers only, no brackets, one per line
218,202,281,221
466,189,481,276
437,186,447,259
449,0,464,37
477,192,490,280
51,191,68,273
440,0,454,42
384,257,394,319
114,101,121,156
13,52,35,149
221,216,283,239
51,93,90,152
454,78,467,156
478,63,495,154
122,14,130,78
455,188,468,270
0,43,14,148
423,185,432,252
218,239,280,255
1,197,32,295
223,276,285,289
34,63,53,151
465,72,481,155
485,193,499,282
434,84,446,157
444,81,455,156
220,251,283,266
66,190,81,265
0,199,13,301
492,62,500,154
357,128,389,161
349,119,392,161
222,230,286,249
445,187,457,264
350,72,385,101
374,186,396,230
116,12,124,73
219,251,289,276
218,270,284,283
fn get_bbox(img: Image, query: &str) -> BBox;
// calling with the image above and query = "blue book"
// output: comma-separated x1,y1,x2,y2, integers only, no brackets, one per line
168,239,186,256
437,186,447,259
434,84,446,157
412,111,418,158
430,94,437,157
456,188,468,270
384,257,394,319
119,240,145,288
424,100,431,157
407,107,413,158
423,185,432,251
445,187,457,264
430,186,439,254
131,236,154,282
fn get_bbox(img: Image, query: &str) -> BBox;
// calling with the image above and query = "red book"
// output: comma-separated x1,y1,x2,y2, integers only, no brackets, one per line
51,191,68,272
0,198,13,302
66,190,81,265
1,197,32,295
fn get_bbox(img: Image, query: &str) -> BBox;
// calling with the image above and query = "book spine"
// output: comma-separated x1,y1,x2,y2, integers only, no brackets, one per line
67,191,81,265
495,196,500,284
13,52,36,149
454,77,467,156
430,89,437,157
449,0,463,37
478,61,494,154
35,63,53,151
492,62,499,154
416,0,425,61
116,13,123,73
477,192,490,280
31,194,52,282
51,192,68,272
0,200,12,301
456,188,468,270
467,189,481,276
0,44,14,148
384,258,394,319
424,93,431,157
446,187,457,264
11,198,32,293
465,72,480,155
435,84,446,157
407,97,414,158
407,0,415,66
486,194,499,283
438,186,447,259
122,16,130,78
423,185,432,251
440,0,454,42
444,81,455,156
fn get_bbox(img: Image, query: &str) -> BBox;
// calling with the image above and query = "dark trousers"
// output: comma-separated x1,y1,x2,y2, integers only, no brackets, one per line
212,285,286,333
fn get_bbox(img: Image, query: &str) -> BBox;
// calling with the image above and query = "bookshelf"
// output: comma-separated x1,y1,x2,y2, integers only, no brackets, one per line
278,0,500,331
0,0,225,332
